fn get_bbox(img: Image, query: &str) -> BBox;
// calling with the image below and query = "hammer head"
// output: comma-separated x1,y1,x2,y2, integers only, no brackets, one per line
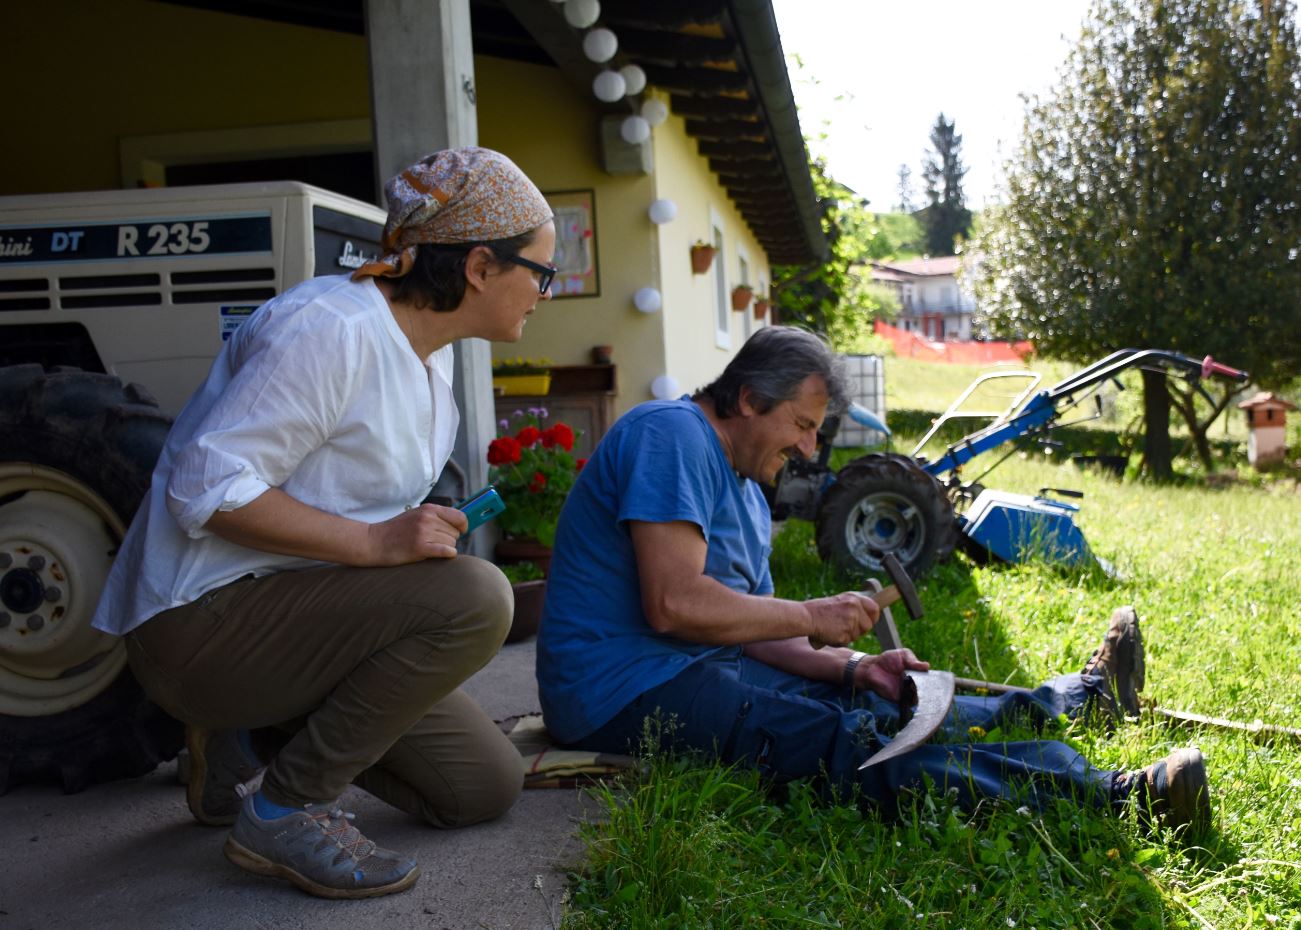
882,553,924,620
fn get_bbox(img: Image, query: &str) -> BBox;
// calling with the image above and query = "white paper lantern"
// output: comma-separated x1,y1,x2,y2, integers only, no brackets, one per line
633,287,663,313
563,0,600,28
593,69,627,103
641,97,670,126
620,115,651,144
651,374,681,400
619,64,647,96
582,28,618,63
647,199,677,225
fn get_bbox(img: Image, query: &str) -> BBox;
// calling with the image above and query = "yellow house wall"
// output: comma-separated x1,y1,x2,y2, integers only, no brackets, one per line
475,61,665,416
648,96,772,398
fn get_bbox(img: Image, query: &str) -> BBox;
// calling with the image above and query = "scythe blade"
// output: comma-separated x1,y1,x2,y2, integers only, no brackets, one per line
859,670,955,769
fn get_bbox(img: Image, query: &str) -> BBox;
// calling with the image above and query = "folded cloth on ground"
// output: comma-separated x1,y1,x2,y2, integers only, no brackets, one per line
498,714,642,789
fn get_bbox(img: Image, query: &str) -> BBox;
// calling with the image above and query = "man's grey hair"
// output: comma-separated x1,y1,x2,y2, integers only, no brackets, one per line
696,326,849,419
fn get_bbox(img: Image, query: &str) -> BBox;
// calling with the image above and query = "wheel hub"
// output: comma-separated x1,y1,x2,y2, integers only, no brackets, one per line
845,491,928,571
0,467,127,716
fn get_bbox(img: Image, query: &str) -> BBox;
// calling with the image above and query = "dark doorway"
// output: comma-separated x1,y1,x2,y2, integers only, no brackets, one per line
165,151,376,204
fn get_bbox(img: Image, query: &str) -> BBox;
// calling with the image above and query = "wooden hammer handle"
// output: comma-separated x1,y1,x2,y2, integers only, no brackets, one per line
809,585,901,649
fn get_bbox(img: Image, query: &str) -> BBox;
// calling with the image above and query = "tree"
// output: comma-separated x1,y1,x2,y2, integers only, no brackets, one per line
920,113,973,255
897,163,915,213
974,0,1301,477
772,157,894,352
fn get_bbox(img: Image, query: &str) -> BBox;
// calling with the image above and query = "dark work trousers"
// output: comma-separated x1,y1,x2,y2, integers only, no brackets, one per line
577,649,1119,812
126,556,522,828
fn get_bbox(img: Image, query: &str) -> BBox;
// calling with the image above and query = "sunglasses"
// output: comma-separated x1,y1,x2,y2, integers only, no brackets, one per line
499,253,557,296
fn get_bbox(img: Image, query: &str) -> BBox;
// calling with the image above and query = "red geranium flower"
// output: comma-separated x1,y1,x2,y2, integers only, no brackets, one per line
516,426,542,448
487,436,521,466
528,471,547,493
575,457,588,472
542,423,575,452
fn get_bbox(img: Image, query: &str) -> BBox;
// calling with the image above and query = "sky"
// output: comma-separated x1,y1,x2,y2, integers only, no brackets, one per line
770,0,1095,211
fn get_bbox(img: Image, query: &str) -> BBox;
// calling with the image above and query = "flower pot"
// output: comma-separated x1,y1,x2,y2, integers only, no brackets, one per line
690,244,718,274
591,344,614,365
506,579,546,644
495,537,553,576
493,373,552,396
753,299,770,320
731,286,753,311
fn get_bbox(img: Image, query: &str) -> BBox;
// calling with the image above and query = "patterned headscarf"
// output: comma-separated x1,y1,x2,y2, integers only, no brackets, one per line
351,147,553,281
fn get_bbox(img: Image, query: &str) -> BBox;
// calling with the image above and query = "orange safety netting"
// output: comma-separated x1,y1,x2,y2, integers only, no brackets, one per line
874,320,1034,365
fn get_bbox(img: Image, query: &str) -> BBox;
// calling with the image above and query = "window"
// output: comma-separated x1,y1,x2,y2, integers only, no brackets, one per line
711,214,729,349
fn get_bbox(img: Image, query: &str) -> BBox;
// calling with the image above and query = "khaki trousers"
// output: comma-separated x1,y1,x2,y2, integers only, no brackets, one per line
126,556,521,827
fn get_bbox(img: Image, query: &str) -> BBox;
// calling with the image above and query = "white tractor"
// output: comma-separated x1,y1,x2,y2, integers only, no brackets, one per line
0,183,386,792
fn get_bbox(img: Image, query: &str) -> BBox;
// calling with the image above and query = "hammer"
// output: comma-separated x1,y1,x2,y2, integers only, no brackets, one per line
810,553,923,651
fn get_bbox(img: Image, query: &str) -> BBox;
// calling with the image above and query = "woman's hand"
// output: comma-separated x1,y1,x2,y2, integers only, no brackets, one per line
856,648,931,701
366,503,469,564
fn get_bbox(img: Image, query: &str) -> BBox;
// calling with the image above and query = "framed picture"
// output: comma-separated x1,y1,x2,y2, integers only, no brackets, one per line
545,189,599,298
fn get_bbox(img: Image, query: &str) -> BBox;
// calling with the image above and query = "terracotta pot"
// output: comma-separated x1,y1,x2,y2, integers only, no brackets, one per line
591,344,614,365
506,579,546,644
690,244,718,274
753,299,769,319
731,286,753,311
495,537,553,576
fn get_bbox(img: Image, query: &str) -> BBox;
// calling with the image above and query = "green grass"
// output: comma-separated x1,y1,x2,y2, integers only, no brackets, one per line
558,447,1301,929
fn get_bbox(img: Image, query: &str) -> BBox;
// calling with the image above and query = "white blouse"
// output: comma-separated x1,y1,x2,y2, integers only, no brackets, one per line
91,275,459,636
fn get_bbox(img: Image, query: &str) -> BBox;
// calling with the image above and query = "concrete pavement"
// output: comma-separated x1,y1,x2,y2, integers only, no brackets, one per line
1,639,598,930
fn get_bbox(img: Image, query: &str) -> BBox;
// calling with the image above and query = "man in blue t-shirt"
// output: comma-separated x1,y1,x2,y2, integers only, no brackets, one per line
536,327,1211,836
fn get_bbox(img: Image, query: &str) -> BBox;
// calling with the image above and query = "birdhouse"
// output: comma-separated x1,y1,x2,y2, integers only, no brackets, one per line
1237,391,1297,469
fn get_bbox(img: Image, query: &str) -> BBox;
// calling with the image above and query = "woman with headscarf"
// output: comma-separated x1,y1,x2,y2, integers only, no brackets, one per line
90,147,556,899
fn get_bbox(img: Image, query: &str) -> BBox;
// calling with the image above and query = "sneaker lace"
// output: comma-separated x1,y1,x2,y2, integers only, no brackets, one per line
306,804,377,861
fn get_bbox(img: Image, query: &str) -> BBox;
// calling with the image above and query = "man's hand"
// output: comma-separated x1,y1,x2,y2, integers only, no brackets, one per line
804,591,881,647
366,503,468,564
855,648,931,701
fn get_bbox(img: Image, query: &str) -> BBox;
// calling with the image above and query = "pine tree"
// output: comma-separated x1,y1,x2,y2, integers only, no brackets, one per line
920,114,973,255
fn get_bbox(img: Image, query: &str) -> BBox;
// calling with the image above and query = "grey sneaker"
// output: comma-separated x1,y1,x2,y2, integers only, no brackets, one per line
1121,747,1213,839
223,794,420,899
186,726,265,827
1082,605,1146,718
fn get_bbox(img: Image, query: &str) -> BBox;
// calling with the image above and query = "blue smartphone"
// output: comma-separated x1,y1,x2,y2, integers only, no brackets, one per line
456,485,506,534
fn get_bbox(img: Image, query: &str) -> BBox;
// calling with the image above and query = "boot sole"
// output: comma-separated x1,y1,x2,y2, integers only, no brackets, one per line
1165,748,1211,835
186,726,237,828
224,836,421,899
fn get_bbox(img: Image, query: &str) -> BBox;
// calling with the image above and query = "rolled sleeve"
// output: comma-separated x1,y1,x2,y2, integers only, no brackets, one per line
166,461,270,539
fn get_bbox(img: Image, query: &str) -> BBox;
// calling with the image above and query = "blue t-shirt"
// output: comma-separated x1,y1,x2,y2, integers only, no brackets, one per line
536,398,774,744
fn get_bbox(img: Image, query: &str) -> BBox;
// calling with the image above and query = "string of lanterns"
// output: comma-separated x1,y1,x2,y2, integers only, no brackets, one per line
550,0,668,141
552,0,686,400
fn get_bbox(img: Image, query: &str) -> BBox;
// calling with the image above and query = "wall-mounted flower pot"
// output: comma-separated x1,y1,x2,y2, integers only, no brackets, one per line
753,299,770,320
731,286,754,311
690,244,718,274
493,373,552,396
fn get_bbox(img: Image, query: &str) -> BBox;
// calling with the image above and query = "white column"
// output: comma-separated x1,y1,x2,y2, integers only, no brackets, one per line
365,0,496,553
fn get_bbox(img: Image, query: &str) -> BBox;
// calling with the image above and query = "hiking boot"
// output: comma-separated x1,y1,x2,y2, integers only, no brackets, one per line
224,794,420,899
1082,605,1145,718
1120,747,1213,838
186,726,265,827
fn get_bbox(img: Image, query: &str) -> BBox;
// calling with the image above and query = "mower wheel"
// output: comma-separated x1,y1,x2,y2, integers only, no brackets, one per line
815,453,958,579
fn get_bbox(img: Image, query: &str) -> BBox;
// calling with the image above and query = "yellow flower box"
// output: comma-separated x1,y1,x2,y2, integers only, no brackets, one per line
493,373,552,396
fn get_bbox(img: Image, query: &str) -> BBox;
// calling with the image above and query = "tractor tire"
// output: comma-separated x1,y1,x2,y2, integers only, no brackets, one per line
815,453,959,579
0,365,182,793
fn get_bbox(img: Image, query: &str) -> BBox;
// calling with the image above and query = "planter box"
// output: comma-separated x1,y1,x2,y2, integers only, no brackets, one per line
493,373,552,396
